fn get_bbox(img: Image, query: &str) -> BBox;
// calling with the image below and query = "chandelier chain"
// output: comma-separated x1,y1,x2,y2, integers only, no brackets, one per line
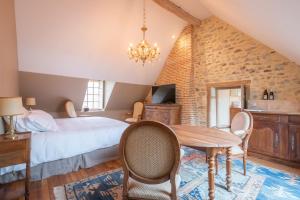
143,0,146,27
142,0,147,39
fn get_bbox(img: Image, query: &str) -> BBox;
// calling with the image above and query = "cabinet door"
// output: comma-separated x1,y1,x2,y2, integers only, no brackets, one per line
248,121,280,157
289,125,300,162
144,109,170,125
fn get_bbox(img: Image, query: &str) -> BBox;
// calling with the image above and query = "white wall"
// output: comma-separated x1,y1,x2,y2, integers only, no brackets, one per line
14,0,186,85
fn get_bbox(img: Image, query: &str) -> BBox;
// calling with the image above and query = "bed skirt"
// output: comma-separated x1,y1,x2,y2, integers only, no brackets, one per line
0,145,119,183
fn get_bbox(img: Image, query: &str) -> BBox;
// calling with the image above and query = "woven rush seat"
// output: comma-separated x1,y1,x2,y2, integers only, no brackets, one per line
120,120,181,200
128,175,181,200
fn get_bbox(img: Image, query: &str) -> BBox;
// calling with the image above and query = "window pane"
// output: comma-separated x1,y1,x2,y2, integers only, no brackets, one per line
87,102,93,108
94,95,99,101
94,81,99,87
88,88,94,94
94,102,99,108
82,80,105,110
88,81,94,87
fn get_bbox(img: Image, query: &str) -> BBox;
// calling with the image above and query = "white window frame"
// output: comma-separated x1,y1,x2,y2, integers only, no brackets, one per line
82,80,105,111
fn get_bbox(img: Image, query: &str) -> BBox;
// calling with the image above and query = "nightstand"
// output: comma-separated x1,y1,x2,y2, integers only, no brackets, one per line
0,132,31,200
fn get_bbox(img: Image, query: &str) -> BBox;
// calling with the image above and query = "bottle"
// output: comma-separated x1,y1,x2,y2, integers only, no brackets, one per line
263,89,268,100
269,90,274,100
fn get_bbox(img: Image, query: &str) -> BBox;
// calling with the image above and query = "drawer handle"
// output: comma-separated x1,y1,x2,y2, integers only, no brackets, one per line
291,135,295,151
275,134,279,146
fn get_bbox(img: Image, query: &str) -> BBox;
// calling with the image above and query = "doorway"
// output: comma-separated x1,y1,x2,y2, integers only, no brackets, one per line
207,81,250,128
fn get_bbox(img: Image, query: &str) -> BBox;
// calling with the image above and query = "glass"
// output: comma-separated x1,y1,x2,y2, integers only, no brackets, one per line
88,88,94,94
88,102,93,108
88,81,94,87
94,102,99,108
82,80,104,110
94,81,99,87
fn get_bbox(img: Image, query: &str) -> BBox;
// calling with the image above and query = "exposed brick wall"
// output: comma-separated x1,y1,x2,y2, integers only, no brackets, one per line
154,25,199,125
156,17,300,125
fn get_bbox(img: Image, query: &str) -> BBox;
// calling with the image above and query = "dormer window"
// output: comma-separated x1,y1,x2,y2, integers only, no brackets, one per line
82,80,105,110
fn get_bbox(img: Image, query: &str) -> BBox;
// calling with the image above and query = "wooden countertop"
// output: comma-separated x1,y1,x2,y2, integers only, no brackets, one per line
245,109,300,116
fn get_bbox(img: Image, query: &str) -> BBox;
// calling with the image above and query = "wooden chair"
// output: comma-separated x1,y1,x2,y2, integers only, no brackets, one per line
120,121,181,200
215,111,253,176
125,101,144,123
65,100,77,118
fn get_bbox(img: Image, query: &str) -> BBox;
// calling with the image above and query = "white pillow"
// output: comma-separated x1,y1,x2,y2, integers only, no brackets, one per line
26,110,58,132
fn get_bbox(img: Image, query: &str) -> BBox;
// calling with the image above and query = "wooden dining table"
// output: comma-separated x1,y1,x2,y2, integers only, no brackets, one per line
171,125,242,200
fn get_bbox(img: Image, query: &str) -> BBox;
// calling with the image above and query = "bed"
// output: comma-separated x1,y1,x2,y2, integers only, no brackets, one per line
0,116,129,183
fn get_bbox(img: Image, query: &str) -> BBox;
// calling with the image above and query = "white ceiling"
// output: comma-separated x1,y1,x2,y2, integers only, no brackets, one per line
14,0,300,86
194,0,300,65
171,0,212,20
15,0,186,85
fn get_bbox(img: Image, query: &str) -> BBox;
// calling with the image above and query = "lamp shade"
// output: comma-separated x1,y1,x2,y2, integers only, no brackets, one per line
0,97,24,116
26,97,36,106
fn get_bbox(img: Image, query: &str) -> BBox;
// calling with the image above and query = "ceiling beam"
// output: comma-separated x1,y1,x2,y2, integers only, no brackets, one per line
152,0,201,25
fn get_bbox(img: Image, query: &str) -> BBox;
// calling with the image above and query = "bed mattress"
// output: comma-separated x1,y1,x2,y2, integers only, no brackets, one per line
0,117,128,175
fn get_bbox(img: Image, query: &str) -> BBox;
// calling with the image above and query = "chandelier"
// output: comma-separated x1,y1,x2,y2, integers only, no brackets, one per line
128,0,160,66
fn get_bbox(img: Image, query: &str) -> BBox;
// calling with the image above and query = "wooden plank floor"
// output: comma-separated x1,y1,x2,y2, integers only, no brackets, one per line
1,157,299,200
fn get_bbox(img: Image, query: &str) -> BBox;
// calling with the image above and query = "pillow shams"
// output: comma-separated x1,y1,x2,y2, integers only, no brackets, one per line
26,110,58,132
4,109,58,132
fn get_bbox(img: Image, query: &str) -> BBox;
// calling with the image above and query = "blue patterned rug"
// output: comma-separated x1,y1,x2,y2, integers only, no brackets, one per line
54,147,300,200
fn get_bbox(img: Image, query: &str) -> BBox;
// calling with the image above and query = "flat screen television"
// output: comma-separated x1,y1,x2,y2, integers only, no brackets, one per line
152,84,176,104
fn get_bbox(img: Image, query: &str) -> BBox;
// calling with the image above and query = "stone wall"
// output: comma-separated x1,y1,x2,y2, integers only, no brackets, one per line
156,16,300,125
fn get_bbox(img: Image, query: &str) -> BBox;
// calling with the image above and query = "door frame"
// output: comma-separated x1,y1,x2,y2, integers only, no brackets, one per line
207,80,251,127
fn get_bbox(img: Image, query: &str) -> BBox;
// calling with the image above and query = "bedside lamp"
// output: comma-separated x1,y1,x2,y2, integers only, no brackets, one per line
25,97,36,110
0,97,24,140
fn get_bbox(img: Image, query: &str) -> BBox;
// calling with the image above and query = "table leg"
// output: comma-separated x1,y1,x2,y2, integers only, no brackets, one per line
226,147,232,192
207,148,217,200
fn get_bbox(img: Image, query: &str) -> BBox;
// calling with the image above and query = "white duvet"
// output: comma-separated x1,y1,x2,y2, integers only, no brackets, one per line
0,117,128,175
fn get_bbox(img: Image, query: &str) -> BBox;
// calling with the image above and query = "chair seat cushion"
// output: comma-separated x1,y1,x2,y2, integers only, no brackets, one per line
232,130,247,139
231,146,244,155
125,118,138,123
128,175,181,200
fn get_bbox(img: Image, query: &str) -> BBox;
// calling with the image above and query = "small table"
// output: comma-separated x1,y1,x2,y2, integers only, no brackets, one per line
171,125,242,200
0,132,31,200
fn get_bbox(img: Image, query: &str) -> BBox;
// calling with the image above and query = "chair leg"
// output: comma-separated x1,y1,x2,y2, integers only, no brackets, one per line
243,155,247,176
215,154,218,175
123,171,129,200
170,177,177,200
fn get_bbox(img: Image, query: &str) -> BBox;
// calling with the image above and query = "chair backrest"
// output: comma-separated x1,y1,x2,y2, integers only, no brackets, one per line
231,111,253,149
231,112,251,133
132,101,144,120
65,100,77,118
120,121,180,184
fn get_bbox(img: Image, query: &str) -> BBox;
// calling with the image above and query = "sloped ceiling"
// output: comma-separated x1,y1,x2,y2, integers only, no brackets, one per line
14,0,187,85
171,0,211,20
14,0,300,86
197,0,300,65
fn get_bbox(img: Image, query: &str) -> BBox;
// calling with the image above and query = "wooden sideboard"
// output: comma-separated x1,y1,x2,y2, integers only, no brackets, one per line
143,104,181,125
248,112,300,167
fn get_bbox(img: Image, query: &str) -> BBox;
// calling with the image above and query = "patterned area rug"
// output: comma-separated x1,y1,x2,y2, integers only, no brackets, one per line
54,147,300,200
